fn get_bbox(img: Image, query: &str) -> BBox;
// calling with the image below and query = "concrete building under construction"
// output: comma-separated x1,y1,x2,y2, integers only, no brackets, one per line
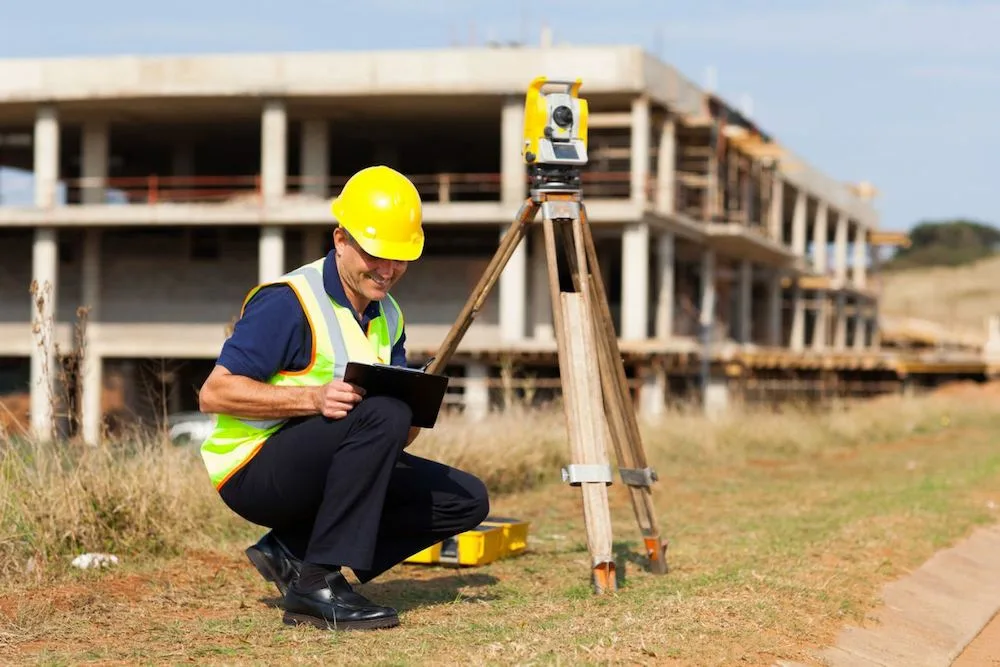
0,45,984,444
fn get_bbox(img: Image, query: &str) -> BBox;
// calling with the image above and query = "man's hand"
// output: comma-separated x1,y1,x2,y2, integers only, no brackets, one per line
314,380,366,420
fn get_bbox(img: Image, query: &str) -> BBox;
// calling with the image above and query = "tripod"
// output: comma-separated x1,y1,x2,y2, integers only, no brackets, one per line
425,168,669,593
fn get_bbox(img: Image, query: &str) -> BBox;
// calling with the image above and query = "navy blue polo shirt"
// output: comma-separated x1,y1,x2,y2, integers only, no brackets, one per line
217,251,407,382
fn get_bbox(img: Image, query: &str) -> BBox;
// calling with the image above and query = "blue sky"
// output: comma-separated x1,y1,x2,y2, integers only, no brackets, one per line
1,0,997,232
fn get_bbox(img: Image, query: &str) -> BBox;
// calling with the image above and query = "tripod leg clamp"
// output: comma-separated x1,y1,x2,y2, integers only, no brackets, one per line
561,464,613,486
619,467,659,488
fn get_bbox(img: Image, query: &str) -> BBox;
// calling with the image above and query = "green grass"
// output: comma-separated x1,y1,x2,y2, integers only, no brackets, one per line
1,390,999,665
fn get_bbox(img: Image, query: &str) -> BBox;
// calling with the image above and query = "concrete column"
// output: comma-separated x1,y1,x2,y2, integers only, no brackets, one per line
80,229,102,445
259,227,284,283
834,213,848,287
790,282,805,351
767,270,783,347
852,224,867,290
621,223,650,340
501,96,526,207
792,190,807,256
530,227,553,340
81,121,109,205
499,226,527,341
300,119,329,198
654,231,675,339
769,177,784,243
700,248,716,334
464,362,490,420
29,228,58,441
853,302,867,350
260,100,287,282
639,366,667,421
813,202,828,275
261,99,287,202
834,292,848,350
34,104,59,207
655,116,675,215
738,259,752,344
631,96,650,208
812,290,828,351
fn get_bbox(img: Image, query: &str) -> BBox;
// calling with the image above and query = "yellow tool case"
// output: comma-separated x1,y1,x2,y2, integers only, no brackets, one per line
404,516,530,567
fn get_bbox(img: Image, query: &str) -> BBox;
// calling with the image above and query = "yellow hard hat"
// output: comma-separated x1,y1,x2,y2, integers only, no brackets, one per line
330,165,424,261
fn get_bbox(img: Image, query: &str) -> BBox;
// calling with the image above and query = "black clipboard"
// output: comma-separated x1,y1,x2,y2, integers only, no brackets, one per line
342,362,449,428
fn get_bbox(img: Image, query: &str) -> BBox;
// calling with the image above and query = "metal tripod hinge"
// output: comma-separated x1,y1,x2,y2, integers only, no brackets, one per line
618,467,659,488
561,463,614,486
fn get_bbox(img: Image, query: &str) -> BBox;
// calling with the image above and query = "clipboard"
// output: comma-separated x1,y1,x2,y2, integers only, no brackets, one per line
342,361,450,428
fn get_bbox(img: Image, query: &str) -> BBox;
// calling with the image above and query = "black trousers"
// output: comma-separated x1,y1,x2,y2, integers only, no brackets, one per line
218,396,490,583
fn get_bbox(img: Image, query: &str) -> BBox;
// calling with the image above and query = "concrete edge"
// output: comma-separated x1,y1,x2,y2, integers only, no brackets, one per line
776,521,1000,667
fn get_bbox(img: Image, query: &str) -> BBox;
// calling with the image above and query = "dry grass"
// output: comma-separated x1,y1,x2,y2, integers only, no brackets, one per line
2,387,1000,665
880,254,1000,333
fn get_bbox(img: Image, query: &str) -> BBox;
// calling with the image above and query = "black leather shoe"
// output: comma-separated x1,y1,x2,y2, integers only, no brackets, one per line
282,571,399,631
245,531,302,596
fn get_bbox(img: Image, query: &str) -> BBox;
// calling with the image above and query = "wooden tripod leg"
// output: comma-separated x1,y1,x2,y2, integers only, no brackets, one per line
426,197,538,375
542,215,617,594
572,207,670,574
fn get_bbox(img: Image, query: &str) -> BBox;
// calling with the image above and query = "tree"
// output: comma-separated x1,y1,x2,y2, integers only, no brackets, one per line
884,218,1000,270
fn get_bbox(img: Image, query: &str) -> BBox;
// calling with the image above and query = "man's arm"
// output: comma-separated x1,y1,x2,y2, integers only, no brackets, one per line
199,286,321,420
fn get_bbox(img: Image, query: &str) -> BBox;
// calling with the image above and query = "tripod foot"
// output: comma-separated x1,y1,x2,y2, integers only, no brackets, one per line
645,537,670,574
592,561,617,594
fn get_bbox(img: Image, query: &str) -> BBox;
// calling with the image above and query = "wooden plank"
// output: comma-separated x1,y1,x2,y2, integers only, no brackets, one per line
559,292,616,593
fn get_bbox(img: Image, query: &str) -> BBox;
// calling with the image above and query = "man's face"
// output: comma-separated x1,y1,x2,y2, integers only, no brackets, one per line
333,228,409,302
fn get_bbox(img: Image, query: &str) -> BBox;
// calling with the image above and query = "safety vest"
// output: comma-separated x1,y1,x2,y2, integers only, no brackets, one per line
199,257,404,490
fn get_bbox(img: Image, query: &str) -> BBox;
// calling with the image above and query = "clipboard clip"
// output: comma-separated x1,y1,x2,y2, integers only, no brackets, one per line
419,357,435,373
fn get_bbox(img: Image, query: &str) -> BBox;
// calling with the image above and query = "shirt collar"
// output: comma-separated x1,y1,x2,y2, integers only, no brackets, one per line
323,251,382,323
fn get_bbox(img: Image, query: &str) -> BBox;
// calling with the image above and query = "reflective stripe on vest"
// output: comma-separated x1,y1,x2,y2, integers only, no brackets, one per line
237,263,352,431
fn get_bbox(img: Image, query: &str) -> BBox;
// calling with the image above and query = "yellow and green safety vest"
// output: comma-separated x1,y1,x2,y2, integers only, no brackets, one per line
199,257,404,490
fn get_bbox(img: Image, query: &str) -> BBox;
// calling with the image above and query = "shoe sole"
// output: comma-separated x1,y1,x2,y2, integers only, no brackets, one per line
282,611,400,631
245,545,289,597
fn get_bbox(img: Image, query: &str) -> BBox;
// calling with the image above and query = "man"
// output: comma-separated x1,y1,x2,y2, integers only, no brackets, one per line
197,165,490,632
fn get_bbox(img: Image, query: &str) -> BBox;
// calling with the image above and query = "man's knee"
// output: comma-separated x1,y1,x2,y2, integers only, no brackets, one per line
354,395,413,445
460,472,491,529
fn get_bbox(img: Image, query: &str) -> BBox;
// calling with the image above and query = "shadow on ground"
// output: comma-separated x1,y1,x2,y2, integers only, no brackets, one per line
257,572,501,613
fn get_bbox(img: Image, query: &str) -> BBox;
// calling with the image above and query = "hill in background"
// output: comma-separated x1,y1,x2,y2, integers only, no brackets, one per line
879,219,1000,336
